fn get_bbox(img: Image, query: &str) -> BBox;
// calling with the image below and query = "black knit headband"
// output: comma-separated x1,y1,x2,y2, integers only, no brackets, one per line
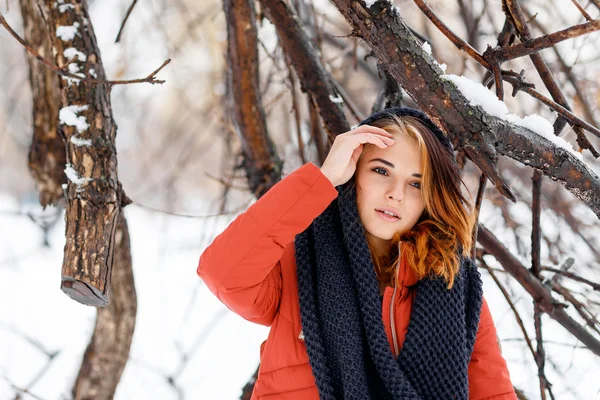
357,107,455,156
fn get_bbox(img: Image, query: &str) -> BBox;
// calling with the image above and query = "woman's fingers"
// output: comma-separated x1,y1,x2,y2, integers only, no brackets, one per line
354,132,394,148
353,124,394,138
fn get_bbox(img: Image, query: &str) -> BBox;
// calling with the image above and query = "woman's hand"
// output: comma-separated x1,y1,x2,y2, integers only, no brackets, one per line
320,125,395,187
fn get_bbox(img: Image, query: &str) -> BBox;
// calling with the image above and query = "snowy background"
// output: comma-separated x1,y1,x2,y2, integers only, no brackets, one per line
1,0,600,399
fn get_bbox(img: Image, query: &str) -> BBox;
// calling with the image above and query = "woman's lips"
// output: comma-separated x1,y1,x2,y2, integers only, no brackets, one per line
376,209,400,222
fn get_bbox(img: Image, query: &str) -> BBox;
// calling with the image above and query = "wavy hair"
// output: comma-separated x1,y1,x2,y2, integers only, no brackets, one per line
348,115,476,289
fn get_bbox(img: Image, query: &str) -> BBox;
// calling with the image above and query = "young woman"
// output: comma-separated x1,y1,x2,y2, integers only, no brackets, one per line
198,107,516,399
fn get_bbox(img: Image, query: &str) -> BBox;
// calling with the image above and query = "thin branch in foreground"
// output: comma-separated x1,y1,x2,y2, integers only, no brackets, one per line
0,11,169,85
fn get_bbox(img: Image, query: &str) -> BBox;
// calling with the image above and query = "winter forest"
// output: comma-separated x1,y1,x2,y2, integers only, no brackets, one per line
0,0,599,399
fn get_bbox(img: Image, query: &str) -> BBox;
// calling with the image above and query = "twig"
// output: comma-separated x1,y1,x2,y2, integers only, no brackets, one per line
4,379,47,400
550,282,600,334
477,224,600,356
284,55,307,164
0,11,169,86
492,61,504,100
542,266,600,291
478,256,537,359
487,19,600,63
515,83,600,140
130,197,252,219
412,0,488,66
471,173,487,260
570,0,594,21
115,0,139,43
531,170,550,400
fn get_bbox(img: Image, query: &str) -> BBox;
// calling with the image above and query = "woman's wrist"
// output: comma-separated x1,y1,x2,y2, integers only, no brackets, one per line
319,167,337,187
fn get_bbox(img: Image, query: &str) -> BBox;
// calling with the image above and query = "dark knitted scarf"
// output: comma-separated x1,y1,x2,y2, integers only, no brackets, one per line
294,107,483,399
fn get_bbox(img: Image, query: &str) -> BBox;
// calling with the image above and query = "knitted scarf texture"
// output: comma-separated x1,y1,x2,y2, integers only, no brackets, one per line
294,107,483,399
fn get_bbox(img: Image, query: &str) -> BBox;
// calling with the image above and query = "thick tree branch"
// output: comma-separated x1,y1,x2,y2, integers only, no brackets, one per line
330,1,600,218
72,213,137,399
38,0,132,306
224,0,283,198
258,0,350,137
412,0,600,144
19,0,66,207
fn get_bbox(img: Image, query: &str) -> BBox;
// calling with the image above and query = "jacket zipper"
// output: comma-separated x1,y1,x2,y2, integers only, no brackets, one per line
389,257,401,358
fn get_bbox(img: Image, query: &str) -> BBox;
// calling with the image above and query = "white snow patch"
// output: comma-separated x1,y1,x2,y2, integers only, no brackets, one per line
442,74,582,160
422,42,432,55
70,136,92,147
54,0,75,13
64,164,93,186
329,94,343,104
56,22,80,41
63,47,87,62
364,0,388,7
59,105,90,133
89,68,97,78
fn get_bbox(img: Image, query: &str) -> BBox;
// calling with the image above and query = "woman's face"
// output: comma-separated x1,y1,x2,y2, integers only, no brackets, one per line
355,131,426,257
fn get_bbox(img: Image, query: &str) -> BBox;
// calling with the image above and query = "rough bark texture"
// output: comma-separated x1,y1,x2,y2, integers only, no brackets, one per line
224,0,283,198
328,1,600,218
19,0,66,207
43,0,129,306
72,212,137,399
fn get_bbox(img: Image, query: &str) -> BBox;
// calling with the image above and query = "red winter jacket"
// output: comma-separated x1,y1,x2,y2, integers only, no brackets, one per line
198,162,517,399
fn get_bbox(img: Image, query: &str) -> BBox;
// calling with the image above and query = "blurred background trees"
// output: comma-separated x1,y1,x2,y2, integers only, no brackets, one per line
1,0,599,399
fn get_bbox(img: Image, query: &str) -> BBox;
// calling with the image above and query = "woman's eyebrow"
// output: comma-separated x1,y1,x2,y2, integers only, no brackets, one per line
368,158,422,177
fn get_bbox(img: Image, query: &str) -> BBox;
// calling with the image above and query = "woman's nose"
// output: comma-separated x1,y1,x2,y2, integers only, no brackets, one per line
387,185,404,202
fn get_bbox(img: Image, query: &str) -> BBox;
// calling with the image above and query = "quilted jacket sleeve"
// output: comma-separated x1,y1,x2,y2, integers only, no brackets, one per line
468,296,517,400
197,162,338,326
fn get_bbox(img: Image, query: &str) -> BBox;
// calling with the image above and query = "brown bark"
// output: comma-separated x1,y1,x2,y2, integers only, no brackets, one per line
224,0,283,198
19,0,66,207
488,19,600,63
328,1,600,218
72,213,137,399
258,0,350,136
41,0,130,306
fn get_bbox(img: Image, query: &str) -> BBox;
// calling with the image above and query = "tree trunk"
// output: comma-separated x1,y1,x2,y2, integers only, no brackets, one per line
72,212,137,399
42,0,130,306
19,0,65,207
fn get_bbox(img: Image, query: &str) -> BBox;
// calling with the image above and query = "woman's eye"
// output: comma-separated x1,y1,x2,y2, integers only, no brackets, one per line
411,181,421,189
373,167,388,176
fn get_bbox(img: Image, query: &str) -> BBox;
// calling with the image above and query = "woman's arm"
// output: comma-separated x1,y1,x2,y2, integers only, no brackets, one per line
197,162,338,326
468,296,518,400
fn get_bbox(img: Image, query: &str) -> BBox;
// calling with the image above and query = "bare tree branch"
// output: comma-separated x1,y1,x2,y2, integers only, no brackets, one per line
114,0,138,43
329,0,600,217
72,213,137,399
18,0,65,207
258,0,350,137
477,224,600,356
224,0,283,198
0,11,169,86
